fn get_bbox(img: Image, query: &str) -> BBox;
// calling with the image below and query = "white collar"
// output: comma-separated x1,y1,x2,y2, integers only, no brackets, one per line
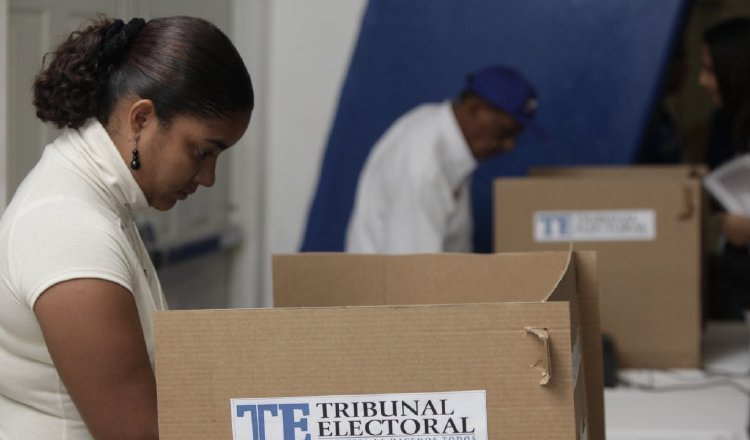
53,118,149,216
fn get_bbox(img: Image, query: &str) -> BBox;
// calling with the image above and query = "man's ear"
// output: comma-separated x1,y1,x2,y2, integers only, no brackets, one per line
128,99,156,135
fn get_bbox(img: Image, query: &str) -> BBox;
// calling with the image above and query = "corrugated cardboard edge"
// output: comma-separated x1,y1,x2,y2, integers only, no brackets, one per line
543,245,587,439
572,250,605,440
543,243,575,302
541,246,605,440
525,245,575,387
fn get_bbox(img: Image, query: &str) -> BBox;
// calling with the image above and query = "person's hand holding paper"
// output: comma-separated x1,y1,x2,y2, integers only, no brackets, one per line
719,213,750,247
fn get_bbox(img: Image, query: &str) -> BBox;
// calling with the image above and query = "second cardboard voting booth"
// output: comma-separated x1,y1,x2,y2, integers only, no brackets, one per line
495,167,703,369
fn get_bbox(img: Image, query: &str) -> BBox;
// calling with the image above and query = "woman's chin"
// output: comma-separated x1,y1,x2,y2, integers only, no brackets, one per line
150,198,178,211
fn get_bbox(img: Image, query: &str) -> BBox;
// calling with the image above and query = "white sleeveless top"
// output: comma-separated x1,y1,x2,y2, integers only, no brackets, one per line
0,118,167,439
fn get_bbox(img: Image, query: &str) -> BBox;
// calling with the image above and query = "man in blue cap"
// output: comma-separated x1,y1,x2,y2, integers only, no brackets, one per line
346,65,544,253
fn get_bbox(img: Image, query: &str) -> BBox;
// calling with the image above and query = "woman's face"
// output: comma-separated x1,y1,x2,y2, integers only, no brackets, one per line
137,112,251,210
698,44,722,108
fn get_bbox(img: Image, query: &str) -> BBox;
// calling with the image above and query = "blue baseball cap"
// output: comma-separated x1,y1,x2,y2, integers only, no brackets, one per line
464,65,547,138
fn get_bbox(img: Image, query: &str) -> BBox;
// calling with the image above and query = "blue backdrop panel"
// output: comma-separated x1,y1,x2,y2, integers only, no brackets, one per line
302,0,689,252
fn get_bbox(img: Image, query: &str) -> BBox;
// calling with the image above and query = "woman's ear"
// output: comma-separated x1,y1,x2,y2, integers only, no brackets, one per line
128,99,156,135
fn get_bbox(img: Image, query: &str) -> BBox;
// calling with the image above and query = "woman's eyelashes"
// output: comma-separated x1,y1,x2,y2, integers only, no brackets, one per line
197,147,215,159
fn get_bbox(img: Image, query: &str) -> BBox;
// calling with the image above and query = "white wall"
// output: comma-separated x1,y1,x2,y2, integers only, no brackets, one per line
0,0,7,210
259,0,367,305
226,0,270,308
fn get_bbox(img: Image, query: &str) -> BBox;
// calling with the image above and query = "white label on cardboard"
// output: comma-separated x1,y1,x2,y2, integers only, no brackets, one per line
533,210,656,242
231,390,488,440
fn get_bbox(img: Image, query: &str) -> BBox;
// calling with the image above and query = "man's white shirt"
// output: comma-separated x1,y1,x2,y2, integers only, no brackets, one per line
346,101,477,253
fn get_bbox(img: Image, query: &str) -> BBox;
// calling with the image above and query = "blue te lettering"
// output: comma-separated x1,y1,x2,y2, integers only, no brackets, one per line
280,403,310,440
235,403,310,440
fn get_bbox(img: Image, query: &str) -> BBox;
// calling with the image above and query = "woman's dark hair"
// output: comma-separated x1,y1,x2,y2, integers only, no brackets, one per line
33,16,254,129
703,17,750,151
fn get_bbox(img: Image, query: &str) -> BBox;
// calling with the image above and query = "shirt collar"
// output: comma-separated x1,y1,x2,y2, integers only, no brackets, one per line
55,118,149,215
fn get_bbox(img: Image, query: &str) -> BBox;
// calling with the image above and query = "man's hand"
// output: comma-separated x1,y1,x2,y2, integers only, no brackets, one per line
719,213,750,247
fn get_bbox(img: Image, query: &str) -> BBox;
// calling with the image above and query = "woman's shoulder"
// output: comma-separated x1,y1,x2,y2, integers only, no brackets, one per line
4,195,134,308
9,199,124,256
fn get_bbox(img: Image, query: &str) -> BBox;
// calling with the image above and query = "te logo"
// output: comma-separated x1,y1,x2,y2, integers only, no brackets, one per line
236,403,311,440
535,213,572,240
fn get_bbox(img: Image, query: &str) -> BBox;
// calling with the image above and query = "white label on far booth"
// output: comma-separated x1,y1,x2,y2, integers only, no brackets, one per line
231,390,488,440
533,209,656,242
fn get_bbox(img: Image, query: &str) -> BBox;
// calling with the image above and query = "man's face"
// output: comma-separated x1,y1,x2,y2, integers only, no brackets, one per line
470,105,524,160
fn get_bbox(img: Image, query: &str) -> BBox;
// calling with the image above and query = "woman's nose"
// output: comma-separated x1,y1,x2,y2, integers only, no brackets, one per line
194,161,216,187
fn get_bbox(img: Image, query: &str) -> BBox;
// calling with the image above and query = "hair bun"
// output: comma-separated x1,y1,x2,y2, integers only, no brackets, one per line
100,18,145,65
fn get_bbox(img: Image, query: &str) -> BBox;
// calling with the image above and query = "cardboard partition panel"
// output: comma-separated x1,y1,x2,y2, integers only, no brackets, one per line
272,251,603,440
531,164,713,307
154,251,603,440
494,173,702,370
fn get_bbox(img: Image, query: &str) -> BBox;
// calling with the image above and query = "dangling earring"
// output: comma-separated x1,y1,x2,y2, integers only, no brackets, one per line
130,133,141,170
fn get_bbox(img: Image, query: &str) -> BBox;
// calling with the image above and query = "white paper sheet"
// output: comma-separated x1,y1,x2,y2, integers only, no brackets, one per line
703,154,750,215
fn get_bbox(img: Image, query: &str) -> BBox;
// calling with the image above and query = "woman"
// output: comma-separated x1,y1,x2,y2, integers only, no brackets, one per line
699,16,750,170
699,16,750,318
0,15,253,439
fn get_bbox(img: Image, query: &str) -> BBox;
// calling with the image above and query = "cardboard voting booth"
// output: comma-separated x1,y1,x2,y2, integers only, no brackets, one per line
495,166,703,369
155,251,604,440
